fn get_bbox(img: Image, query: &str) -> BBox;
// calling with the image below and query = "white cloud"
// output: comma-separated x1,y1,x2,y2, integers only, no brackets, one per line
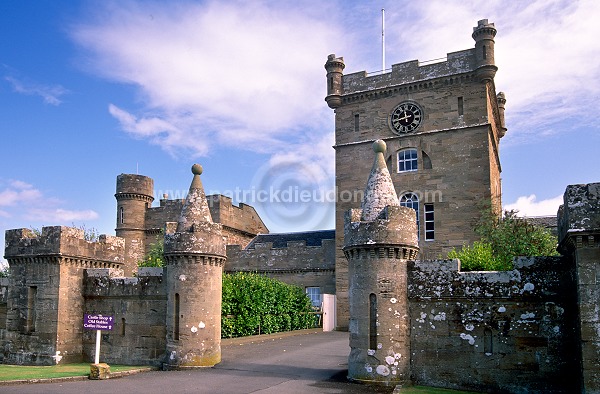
69,0,600,166
25,208,99,223
65,0,599,233
504,194,563,217
71,0,343,160
4,75,68,105
378,0,600,145
0,180,43,207
0,179,98,223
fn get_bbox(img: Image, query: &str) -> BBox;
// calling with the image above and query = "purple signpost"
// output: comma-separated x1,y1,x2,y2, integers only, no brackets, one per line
84,314,114,364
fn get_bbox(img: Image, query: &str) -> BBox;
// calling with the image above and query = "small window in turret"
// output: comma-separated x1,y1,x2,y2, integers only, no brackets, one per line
328,77,333,91
354,114,359,132
483,45,487,60
119,207,124,224
458,97,464,116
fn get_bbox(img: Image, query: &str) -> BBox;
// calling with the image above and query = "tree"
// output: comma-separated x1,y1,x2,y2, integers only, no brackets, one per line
137,234,165,267
448,209,558,271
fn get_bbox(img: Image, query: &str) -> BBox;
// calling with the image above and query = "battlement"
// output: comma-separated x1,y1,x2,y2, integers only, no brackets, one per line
344,205,418,251
4,226,125,265
115,174,154,199
558,182,600,243
207,194,268,236
342,49,476,96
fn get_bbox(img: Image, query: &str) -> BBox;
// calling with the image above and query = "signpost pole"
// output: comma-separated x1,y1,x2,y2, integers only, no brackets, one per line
95,329,101,364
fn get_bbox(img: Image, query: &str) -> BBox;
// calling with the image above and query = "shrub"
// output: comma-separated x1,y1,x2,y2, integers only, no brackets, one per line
448,208,559,271
447,241,506,271
137,235,164,268
221,272,314,338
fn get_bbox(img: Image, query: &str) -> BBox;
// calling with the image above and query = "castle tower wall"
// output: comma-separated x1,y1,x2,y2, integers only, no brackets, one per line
206,194,269,247
115,174,154,275
344,141,419,385
3,226,124,365
163,164,226,368
328,19,505,330
558,183,600,393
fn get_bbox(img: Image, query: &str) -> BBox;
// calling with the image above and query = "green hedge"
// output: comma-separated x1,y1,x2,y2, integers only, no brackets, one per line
222,272,315,338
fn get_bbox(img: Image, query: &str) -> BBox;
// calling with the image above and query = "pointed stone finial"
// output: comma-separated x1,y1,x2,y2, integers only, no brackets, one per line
360,140,399,221
176,164,213,232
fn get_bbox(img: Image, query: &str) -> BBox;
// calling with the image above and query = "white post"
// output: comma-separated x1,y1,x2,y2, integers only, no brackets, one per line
94,329,101,364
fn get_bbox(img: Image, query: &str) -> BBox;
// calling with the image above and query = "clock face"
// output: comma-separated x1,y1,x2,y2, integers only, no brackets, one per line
390,102,423,134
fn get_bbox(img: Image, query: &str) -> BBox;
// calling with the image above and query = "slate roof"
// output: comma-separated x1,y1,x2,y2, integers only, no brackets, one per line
245,229,335,249
527,216,558,235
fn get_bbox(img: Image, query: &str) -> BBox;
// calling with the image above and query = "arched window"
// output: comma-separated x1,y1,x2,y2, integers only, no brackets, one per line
397,149,418,172
400,193,420,234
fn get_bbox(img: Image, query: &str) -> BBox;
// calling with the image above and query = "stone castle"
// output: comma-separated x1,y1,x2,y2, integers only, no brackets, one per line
2,19,600,393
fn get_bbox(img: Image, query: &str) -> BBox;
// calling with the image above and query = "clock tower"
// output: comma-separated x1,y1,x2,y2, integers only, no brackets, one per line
326,19,506,329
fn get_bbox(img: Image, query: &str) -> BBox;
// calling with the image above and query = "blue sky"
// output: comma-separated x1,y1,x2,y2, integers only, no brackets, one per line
1,0,599,263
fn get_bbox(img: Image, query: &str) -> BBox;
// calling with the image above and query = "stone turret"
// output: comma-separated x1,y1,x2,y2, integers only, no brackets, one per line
324,54,345,109
472,19,498,82
496,91,507,138
163,164,226,369
343,140,419,385
115,174,154,275
558,183,600,393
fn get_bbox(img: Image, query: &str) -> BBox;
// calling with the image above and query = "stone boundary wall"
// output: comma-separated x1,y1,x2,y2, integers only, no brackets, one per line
82,268,167,366
226,239,336,294
407,257,579,393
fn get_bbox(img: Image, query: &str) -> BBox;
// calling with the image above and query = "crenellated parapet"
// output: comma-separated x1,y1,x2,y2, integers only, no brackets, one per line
343,205,419,261
341,49,477,100
206,194,269,247
558,183,600,248
5,226,124,268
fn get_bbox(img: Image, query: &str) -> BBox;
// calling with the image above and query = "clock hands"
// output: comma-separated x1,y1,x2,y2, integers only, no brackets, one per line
397,111,412,123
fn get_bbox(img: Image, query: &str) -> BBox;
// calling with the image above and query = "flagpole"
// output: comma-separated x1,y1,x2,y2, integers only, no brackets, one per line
382,8,385,72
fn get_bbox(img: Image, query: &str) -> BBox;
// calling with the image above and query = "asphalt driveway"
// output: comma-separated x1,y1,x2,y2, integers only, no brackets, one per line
1,330,394,394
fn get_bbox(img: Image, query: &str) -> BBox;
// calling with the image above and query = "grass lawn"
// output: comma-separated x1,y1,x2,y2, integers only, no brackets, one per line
0,363,148,381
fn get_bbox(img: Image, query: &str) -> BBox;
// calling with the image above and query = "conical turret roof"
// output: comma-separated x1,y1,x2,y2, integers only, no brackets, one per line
176,164,213,232
360,140,399,221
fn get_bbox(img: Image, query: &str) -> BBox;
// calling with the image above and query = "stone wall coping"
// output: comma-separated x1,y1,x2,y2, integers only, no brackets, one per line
137,267,164,277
